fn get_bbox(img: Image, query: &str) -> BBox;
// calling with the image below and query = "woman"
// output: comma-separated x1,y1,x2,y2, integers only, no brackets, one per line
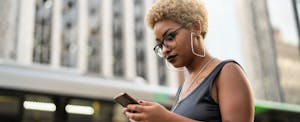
123,0,254,121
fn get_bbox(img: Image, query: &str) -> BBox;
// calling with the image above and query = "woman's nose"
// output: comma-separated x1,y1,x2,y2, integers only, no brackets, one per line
162,46,171,58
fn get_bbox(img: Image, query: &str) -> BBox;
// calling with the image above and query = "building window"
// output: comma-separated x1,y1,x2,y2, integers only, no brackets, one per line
87,0,102,74
61,0,78,68
33,0,53,64
134,0,147,80
112,0,125,77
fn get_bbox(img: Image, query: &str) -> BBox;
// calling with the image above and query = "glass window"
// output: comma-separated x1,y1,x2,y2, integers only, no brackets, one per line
134,0,147,80
33,0,53,64
112,0,125,77
66,99,114,122
87,0,102,74
61,0,78,67
0,89,123,122
0,95,20,122
22,95,55,122
66,99,93,122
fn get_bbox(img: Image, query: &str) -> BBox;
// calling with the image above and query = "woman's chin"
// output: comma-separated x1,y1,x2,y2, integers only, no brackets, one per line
166,59,185,69
171,63,185,69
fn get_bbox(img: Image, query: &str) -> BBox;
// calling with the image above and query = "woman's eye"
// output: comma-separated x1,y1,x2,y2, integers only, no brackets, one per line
165,32,176,41
158,44,163,48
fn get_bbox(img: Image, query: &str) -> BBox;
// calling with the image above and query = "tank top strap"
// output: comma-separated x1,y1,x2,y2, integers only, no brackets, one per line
207,59,242,99
172,85,182,107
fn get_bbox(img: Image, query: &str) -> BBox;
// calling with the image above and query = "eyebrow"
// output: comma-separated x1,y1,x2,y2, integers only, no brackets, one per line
155,39,160,43
162,28,172,38
155,28,172,42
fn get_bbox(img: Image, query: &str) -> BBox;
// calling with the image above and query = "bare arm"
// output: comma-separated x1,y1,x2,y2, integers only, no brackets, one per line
216,62,254,122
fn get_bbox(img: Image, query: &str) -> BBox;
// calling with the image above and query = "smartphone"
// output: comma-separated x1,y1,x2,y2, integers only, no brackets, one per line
113,92,138,107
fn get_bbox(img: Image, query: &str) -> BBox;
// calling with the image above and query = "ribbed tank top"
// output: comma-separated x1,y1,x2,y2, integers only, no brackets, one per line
171,60,239,122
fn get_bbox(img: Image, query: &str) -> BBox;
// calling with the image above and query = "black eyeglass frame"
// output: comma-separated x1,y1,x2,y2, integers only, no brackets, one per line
153,24,187,57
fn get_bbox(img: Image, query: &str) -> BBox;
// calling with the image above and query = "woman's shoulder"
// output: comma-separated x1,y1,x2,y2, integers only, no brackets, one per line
208,59,243,77
222,60,243,73
215,60,254,121
215,59,253,101
217,60,247,85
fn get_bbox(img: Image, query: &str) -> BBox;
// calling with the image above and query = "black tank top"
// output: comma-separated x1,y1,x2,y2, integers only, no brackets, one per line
171,60,239,122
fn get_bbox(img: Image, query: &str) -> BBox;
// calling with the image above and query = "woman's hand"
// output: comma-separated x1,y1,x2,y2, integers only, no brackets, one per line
123,100,172,122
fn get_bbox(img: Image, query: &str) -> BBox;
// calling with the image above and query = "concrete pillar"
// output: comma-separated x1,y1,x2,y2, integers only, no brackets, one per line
17,0,36,65
77,0,88,73
144,0,159,86
0,0,18,60
101,0,113,77
51,0,62,68
124,0,137,79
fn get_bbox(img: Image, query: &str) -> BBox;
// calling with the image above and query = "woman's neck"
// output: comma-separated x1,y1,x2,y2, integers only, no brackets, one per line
185,53,213,75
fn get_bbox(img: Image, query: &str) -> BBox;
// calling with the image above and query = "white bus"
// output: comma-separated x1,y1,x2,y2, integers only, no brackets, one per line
0,62,176,122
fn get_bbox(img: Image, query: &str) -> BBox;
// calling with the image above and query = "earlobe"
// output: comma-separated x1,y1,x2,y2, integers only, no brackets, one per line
190,32,205,57
191,32,202,41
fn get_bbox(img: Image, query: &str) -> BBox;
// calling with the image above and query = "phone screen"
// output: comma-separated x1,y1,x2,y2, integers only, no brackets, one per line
113,93,138,107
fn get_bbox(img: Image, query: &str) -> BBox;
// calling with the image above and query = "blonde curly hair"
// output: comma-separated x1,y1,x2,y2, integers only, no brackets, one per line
145,0,208,38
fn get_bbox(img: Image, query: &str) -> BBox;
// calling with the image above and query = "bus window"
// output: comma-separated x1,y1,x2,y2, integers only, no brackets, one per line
0,95,20,122
66,99,115,122
22,95,55,122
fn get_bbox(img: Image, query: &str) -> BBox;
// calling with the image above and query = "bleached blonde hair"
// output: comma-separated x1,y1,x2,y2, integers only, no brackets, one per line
145,0,208,38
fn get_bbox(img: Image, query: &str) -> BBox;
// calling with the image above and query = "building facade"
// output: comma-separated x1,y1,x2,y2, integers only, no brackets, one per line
0,0,179,87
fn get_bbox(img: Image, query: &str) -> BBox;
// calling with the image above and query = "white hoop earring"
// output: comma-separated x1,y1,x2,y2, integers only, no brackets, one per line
191,32,205,57
165,60,186,72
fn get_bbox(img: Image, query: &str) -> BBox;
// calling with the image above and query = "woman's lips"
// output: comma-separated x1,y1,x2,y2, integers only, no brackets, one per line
167,55,177,63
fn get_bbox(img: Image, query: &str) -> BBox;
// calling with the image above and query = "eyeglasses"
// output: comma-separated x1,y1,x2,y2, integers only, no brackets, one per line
153,25,186,57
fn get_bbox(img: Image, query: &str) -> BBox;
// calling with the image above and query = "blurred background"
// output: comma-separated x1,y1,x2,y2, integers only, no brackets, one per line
0,0,299,122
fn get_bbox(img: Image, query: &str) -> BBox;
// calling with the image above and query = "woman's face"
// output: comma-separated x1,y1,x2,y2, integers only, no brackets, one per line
153,20,194,67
